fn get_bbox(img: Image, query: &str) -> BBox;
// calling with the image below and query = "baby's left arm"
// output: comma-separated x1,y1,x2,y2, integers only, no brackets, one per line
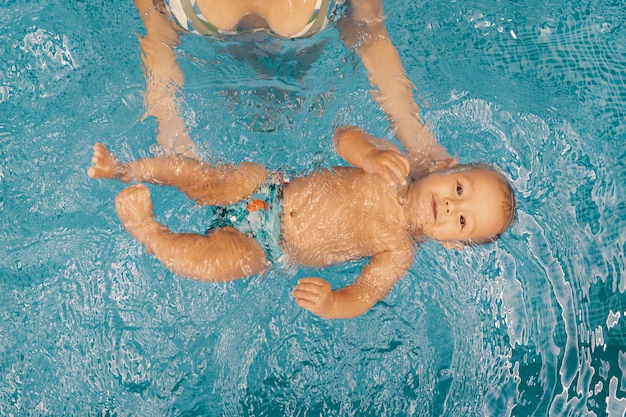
292,245,415,319
333,126,410,186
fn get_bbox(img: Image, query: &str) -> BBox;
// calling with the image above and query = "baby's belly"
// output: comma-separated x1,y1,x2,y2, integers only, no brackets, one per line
280,203,372,267
281,227,362,267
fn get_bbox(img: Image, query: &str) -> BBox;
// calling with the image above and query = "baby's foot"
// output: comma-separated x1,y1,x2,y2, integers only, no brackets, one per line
115,184,160,243
88,143,131,182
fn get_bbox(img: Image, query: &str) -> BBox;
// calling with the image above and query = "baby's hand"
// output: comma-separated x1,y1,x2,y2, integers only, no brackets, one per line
292,277,335,317
361,149,411,186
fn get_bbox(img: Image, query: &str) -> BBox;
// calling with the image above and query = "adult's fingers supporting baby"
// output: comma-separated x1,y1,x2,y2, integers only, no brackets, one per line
430,157,459,173
446,157,459,168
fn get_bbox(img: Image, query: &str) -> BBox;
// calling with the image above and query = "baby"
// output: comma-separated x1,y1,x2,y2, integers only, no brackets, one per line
88,127,514,319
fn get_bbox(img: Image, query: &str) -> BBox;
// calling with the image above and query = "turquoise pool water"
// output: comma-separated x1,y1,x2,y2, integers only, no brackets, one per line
1,0,625,416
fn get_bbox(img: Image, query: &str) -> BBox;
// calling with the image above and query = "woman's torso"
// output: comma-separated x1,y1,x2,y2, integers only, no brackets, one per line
163,0,345,38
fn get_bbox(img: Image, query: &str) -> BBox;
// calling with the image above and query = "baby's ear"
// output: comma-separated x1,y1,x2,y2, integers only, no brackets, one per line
441,241,463,251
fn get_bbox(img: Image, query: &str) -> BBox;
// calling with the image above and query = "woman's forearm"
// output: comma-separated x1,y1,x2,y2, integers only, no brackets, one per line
135,0,197,157
356,26,449,160
343,0,451,167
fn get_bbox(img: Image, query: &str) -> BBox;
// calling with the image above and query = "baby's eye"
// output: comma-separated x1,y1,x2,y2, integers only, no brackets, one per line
459,215,466,228
456,182,463,196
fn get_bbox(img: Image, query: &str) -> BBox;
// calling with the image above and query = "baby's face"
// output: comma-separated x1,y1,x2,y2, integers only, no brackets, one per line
411,168,509,243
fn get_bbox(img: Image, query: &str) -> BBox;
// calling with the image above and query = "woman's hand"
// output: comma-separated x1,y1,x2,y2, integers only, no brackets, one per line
428,157,459,174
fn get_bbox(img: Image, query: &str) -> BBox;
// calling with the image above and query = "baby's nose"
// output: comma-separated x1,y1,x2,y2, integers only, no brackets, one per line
445,199,456,214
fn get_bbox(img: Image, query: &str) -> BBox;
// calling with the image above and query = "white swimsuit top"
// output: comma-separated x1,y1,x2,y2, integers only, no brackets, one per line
164,0,346,38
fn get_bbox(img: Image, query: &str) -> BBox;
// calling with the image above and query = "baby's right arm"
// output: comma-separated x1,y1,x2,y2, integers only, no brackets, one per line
292,243,415,319
333,126,410,185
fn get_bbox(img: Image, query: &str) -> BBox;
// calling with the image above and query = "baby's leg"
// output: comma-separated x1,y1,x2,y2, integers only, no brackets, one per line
88,143,267,205
116,184,268,282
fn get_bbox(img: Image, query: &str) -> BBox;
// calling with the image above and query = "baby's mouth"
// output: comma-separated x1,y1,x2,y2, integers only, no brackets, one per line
432,197,437,221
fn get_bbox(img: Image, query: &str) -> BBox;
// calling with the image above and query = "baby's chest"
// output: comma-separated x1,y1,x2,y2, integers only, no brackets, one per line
282,207,404,259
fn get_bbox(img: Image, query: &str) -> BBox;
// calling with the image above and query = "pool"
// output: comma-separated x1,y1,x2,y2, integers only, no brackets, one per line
1,0,625,415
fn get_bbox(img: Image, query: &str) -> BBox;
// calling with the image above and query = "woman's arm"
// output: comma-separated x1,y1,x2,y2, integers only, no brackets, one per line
135,0,198,158
340,0,451,176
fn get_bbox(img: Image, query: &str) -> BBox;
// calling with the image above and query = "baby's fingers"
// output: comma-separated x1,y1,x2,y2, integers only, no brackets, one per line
292,278,334,316
292,279,327,302
379,155,410,186
387,157,411,185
